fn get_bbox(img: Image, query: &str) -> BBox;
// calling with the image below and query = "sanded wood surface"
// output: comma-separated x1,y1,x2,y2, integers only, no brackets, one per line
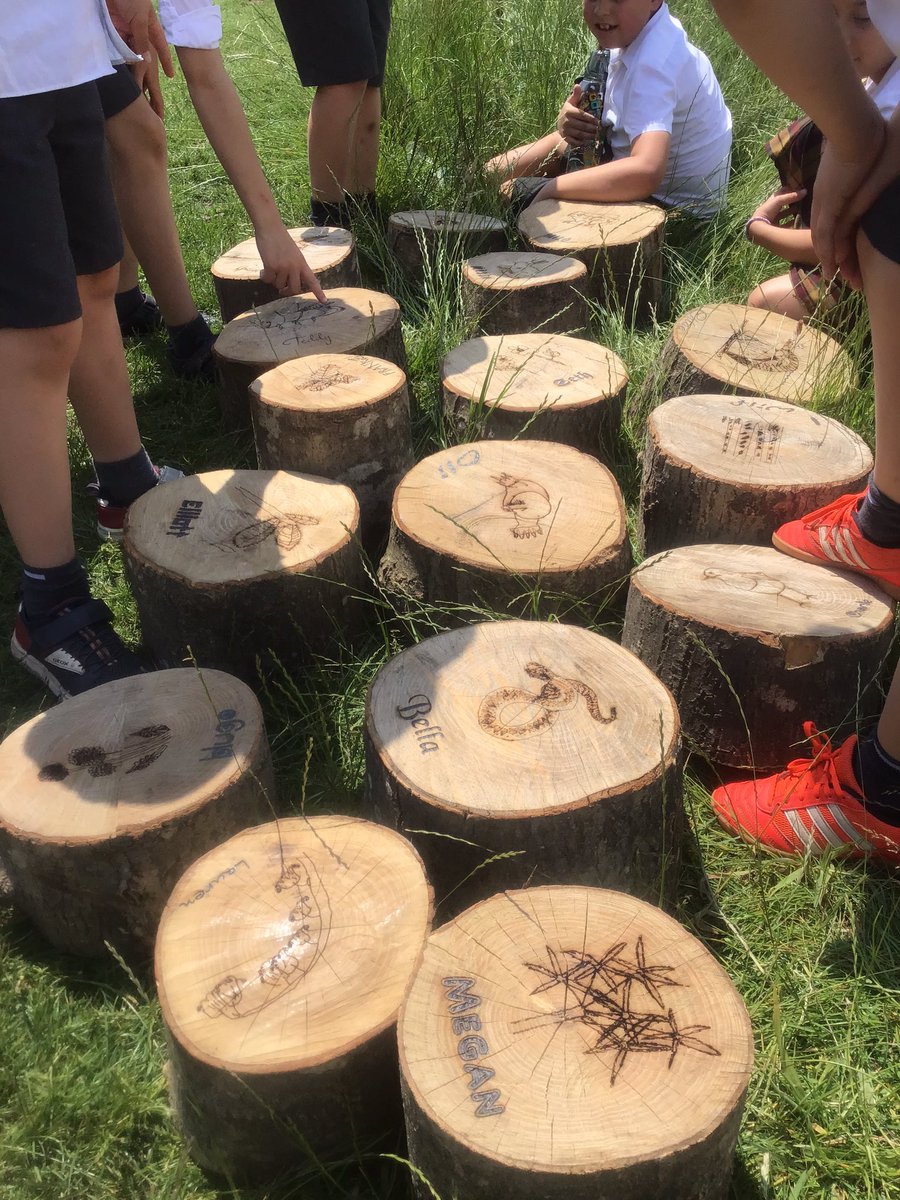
124,470,363,680
461,251,589,335
365,621,682,911
388,209,506,278
623,544,894,768
157,815,432,1177
399,886,754,1200
0,669,271,957
378,440,632,617
213,287,406,428
642,304,856,410
210,227,360,322
442,333,627,454
517,199,666,320
251,353,413,551
639,394,873,553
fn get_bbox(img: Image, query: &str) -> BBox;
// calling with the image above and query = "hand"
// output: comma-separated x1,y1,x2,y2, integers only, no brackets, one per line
107,0,174,77
131,46,165,118
557,86,598,148
255,224,327,302
812,119,887,287
752,187,806,226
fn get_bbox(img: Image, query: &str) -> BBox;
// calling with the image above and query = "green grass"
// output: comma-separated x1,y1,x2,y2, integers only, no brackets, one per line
1,1,899,1197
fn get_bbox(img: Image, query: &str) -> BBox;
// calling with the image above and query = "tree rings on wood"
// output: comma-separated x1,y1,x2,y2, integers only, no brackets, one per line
364,621,682,913
213,287,406,429
442,333,627,455
210,226,360,323
388,209,506,279
398,885,754,1200
639,394,873,554
461,251,589,336
156,815,432,1179
378,440,632,618
641,304,856,413
623,544,894,769
251,353,414,552
123,469,363,682
0,668,271,958
517,199,666,322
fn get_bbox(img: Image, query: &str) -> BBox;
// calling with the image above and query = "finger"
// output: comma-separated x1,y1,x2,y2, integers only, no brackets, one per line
570,84,583,107
303,268,327,303
149,14,175,77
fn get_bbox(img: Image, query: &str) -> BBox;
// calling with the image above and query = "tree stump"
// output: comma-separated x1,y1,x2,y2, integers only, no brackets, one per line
250,353,414,554
640,304,856,413
461,251,589,336
623,543,894,769
399,885,754,1200
213,287,406,430
123,469,364,683
639,393,873,555
0,668,272,959
210,227,361,323
517,199,667,322
156,814,432,1179
442,333,627,456
388,210,507,280
378,440,632,619
364,620,682,914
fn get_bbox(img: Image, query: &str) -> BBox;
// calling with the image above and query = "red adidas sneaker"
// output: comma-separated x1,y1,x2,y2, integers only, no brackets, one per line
772,491,900,599
712,723,900,866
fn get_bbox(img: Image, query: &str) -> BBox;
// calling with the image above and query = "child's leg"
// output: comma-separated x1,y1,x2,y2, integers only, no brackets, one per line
747,273,810,320
308,81,369,203
350,84,381,196
118,237,142,295
858,229,900,505
484,132,566,184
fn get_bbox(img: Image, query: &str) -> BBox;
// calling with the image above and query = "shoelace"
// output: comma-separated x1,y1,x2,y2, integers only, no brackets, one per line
777,721,844,805
805,492,861,532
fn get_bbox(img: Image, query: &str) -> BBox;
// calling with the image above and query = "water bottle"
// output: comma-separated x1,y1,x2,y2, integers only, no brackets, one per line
566,49,610,172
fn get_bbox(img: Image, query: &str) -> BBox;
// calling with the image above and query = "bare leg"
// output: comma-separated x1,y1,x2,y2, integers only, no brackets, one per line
351,85,382,195
747,275,811,320
67,267,142,463
105,99,198,328
859,231,900,503
308,81,369,202
484,132,566,185
117,236,142,294
0,322,81,567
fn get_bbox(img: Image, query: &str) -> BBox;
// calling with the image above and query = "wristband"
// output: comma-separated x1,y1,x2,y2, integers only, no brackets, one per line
745,216,772,241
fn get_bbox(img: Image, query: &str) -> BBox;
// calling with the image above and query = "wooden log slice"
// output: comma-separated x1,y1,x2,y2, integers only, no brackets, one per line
517,199,667,322
388,210,507,279
156,814,432,1179
623,544,894,769
0,668,272,959
364,621,682,913
442,333,627,456
123,469,364,683
210,226,361,323
641,304,856,413
639,394,873,555
213,287,406,430
461,251,589,336
378,440,632,618
399,886,754,1200
250,353,414,553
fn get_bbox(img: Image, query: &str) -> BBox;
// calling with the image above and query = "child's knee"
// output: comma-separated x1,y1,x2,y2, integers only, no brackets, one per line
2,320,83,375
110,100,168,167
314,81,369,114
747,284,768,309
77,265,121,308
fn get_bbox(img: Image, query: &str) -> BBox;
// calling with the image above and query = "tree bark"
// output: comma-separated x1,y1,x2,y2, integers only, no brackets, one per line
388,210,506,279
461,252,589,336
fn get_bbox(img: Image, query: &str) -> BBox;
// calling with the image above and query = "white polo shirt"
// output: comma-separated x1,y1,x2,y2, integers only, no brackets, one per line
603,4,733,217
159,0,223,49
869,0,900,58
869,56,900,117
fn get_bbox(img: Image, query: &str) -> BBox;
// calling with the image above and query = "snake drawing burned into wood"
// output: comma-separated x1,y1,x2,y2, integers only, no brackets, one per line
478,661,616,741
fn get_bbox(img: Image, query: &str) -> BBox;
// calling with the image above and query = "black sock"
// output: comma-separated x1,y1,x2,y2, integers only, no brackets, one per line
20,558,91,626
853,478,900,548
93,446,158,507
309,197,352,229
114,285,145,323
853,733,900,825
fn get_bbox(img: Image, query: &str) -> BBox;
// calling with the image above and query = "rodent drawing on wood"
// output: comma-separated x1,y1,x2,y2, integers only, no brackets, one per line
453,472,553,539
207,486,319,553
479,661,616,740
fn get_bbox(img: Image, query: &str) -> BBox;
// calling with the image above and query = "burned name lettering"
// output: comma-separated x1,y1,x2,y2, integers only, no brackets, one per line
442,977,505,1118
167,499,204,538
396,694,444,754
200,708,246,762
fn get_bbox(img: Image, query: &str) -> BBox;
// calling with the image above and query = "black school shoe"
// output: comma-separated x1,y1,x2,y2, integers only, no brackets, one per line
11,598,145,699
166,313,216,380
117,289,164,338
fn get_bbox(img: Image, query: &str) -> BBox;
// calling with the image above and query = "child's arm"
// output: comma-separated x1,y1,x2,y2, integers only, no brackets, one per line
746,188,818,266
533,131,669,204
175,45,326,301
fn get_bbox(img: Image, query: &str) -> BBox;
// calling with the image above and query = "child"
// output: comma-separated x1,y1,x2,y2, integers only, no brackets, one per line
746,0,900,319
709,0,900,865
273,0,391,228
485,0,733,219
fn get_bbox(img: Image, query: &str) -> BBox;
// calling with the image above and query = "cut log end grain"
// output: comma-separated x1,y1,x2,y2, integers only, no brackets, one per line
156,815,432,1178
399,886,754,1200
461,251,589,336
623,544,895,768
0,668,272,957
210,227,360,323
639,393,873,553
365,621,681,911
388,210,506,277
441,332,627,454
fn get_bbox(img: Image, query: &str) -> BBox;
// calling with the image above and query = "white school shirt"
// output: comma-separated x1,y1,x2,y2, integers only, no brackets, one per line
868,0,900,58
602,3,733,217
0,0,137,99
868,56,900,117
159,0,223,49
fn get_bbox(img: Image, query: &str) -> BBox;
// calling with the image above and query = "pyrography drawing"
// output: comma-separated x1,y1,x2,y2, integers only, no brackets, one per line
451,473,553,540
39,724,172,781
478,662,616,741
206,486,320,553
702,567,813,606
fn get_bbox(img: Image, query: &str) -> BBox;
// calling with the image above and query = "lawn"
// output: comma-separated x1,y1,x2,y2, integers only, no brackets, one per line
0,1,898,1197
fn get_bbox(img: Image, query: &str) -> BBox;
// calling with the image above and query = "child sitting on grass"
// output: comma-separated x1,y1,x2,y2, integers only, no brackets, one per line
745,0,900,319
485,0,732,219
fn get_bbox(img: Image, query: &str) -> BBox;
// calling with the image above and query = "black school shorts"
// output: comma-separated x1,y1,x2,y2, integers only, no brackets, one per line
96,63,142,120
861,175,900,265
0,81,123,330
274,0,392,88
